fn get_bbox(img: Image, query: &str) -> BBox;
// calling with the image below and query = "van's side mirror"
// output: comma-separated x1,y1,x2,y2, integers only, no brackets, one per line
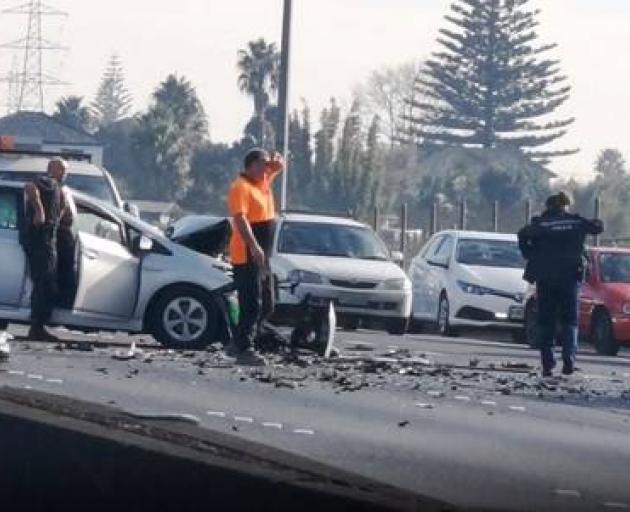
391,251,404,264
134,235,153,254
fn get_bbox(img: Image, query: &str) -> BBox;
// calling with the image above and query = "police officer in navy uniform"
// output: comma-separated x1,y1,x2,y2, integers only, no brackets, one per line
518,192,603,377
23,158,72,341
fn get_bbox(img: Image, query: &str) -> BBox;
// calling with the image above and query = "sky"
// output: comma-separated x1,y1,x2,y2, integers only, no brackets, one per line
1,0,629,181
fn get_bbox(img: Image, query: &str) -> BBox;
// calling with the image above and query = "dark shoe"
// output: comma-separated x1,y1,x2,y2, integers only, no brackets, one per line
223,341,241,358
562,364,574,376
542,368,554,378
28,326,60,342
236,348,267,366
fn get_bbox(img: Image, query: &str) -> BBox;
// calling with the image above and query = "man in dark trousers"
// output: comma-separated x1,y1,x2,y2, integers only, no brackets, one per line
518,192,603,377
23,158,71,341
225,148,284,366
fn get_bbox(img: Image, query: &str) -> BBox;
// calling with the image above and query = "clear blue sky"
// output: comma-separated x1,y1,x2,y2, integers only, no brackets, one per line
1,0,628,181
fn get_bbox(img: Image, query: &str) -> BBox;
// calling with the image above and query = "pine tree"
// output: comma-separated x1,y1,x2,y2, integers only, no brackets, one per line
92,54,133,128
408,0,575,160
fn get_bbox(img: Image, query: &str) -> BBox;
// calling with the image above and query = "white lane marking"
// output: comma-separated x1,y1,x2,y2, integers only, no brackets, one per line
454,395,471,402
604,503,630,509
293,428,315,435
234,416,254,423
416,402,434,409
555,489,582,498
261,422,283,429
481,400,497,406
45,378,63,384
206,411,227,418
23,385,32,390
509,406,526,412
8,370,24,376
427,391,443,397
27,374,43,380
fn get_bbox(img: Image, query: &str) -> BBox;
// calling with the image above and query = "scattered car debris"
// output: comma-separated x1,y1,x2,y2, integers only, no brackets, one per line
398,420,410,427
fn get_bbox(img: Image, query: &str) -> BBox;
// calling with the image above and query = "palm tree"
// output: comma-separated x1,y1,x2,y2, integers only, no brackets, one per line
53,96,93,133
237,38,279,147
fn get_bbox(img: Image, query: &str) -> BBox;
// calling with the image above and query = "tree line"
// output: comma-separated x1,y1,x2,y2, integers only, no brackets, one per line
50,0,630,238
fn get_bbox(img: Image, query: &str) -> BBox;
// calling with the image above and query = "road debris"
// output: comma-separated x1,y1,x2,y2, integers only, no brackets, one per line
398,420,410,427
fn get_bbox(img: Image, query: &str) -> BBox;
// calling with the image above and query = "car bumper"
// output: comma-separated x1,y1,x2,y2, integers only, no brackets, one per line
450,290,525,329
277,284,412,320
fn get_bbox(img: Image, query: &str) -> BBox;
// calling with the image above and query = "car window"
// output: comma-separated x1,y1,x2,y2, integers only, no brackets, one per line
456,239,525,269
278,221,390,260
599,253,630,283
0,190,18,230
75,205,123,245
431,235,453,264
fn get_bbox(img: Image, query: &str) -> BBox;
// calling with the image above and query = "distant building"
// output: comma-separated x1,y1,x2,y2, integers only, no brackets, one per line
0,111,103,166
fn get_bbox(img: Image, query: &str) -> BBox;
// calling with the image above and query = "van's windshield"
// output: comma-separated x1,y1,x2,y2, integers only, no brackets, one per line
0,170,117,206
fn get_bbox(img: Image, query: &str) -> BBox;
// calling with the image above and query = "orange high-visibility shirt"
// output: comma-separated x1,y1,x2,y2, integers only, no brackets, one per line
228,173,276,265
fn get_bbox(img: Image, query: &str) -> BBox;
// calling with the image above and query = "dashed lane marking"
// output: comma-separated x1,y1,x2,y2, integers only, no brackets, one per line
45,378,63,384
454,395,471,402
555,489,582,499
206,411,226,418
27,374,43,380
293,428,315,435
261,422,283,429
604,503,630,509
509,406,526,412
481,400,497,406
234,416,254,423
8,370,24,376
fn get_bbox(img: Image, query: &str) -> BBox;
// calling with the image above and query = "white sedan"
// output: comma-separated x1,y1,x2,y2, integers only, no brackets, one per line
409,230,528,336
0,181,232,347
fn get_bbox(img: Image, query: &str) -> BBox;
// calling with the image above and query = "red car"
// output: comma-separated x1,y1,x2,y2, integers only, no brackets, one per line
524,247,630,356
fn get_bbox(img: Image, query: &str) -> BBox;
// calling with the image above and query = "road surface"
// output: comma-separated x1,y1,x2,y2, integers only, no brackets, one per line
1,325,630,511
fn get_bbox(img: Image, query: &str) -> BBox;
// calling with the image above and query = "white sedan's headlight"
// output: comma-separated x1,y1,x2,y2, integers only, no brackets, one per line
622,303,630,315
287,269,324,285
381,278,410,290
457,280,490,295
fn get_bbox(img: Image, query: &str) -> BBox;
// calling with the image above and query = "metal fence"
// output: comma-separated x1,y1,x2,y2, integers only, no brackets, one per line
375,196,615,270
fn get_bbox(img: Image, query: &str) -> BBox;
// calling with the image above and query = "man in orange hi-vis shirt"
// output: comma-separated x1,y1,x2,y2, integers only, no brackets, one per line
225,148,284,366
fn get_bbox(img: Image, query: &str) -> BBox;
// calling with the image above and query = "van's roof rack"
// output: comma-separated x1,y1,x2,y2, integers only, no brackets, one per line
0,148,92,163
280,208,356,219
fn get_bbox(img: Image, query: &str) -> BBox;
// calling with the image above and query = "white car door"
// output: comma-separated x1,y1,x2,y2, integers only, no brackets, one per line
424,235,454,320
411,235,444,319
0,187,25,306
73,205,139,318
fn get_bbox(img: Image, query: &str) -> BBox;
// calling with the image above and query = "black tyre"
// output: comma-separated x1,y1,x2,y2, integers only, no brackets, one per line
524,300,539,349
387,317,409,336
592,310,619,356
437,293,456,337
148,285,220,349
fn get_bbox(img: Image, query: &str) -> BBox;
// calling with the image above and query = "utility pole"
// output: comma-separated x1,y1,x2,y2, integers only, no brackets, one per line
277,0,292,211
0,1,67,112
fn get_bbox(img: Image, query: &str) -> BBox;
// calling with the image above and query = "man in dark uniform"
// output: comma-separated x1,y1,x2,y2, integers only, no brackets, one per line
518,192,603,377
23,158,71,341
225,148,284,366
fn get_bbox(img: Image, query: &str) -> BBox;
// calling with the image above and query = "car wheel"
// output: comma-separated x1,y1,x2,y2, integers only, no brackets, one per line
437,293,456,337
524,300,539,349
387,317,409,336
149,286,220,349
592,310,619,356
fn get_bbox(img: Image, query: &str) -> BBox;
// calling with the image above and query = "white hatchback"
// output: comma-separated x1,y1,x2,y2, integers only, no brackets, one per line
409,231,528,336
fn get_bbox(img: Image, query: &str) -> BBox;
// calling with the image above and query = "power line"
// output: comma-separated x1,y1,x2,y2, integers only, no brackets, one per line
0,0,67,113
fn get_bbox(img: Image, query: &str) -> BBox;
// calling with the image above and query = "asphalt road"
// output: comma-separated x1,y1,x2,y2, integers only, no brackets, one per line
1,325,630,512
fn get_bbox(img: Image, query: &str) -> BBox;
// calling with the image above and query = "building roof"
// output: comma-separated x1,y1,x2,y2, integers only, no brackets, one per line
0,111,99,146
